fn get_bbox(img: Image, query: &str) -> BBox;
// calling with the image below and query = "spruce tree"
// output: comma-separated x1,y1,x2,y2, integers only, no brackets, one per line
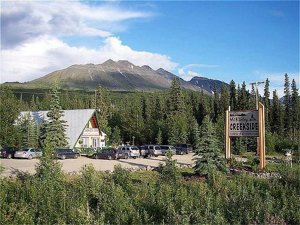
17,113,38,148
110,126,122,147
43,86,68,156
167,78,188,144
263,78,271,131
271,90,284,135
237,81,248,110
194,115,225,176
0,87,20,146
95,85,111,133
291,79,300,144
168,77,185,114
283,73,292,134
220,84,230,114
212,83,220,122
156,128,163,144
229,80,237,110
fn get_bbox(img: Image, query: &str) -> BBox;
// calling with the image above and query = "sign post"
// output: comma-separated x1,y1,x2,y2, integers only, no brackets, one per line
258,102,266,169
225,109,231,159
225,103,266,169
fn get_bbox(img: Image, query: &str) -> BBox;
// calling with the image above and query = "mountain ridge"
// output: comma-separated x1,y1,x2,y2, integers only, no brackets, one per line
2,60,227,94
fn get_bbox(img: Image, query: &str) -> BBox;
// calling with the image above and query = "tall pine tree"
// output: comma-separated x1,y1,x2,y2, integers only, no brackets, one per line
43,86,68,156
283,73,292,134
291,79,300,144
263,78,271,131
194,115,225,176
229,80,237,110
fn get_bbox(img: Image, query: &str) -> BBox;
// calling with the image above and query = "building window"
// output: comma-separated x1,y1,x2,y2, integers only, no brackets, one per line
82,138,89,148
92,138,99,148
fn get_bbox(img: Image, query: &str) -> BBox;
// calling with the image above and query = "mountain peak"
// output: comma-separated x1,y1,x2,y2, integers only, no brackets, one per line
102,59,116,65
117,60,133,66
141,65,153,70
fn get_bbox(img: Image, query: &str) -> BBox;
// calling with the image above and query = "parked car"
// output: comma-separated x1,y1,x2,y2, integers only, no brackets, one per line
139,145,150,158
0,146,19,159
174,144,193,155
160,145,176,155
14,148,42,159
117,146,140,158
93,148,118,160
54,149,80,160
142,145,162,157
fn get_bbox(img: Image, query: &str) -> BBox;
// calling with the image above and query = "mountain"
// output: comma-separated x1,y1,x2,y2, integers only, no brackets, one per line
3,60,227,93
189,76,229,93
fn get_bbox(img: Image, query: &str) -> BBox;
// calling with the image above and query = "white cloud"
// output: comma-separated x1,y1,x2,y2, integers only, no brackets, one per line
100,37,177,70
0,36,177,83
178,69,204,81
183,63,219,69
0,1,176,83
1,1,151,48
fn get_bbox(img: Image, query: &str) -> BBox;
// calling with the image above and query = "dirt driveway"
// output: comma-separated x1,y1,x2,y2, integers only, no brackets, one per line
0,153,197,176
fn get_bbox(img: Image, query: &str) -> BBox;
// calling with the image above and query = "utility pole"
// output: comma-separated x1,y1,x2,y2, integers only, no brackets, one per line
249,81,264,155
249,81,264,110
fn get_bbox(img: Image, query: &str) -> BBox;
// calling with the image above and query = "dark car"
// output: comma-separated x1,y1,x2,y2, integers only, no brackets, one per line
160,145,176,155
93,148,118,160
1,146,19,159
54,149,79,160
174,144,193,155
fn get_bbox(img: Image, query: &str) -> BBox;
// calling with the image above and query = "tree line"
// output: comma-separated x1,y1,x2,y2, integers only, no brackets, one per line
0,73,299,154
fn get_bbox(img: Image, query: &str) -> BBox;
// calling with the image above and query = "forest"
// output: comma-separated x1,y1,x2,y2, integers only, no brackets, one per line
1,74,300,224
1,73,299,155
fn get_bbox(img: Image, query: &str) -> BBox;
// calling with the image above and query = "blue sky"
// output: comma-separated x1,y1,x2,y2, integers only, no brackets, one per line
1,0,299,96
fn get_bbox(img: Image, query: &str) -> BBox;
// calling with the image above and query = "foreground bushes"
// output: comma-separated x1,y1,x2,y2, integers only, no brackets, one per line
0,163,299,224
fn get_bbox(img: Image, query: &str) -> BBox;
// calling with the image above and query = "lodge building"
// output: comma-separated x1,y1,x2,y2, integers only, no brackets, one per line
19,109,106,149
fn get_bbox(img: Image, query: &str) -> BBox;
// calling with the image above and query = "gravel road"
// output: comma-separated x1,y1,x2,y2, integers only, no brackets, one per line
0,153,197,176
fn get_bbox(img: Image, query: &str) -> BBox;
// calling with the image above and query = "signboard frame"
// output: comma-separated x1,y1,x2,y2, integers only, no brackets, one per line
229,110,259,137
225,103,266,169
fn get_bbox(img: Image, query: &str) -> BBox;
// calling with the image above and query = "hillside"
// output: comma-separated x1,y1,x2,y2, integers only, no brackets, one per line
190,76,228,93
8,60,207,93
3,60,229,94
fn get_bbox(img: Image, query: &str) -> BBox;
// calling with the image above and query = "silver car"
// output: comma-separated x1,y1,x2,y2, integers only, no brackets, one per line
117,146,140,158
14,148,43,160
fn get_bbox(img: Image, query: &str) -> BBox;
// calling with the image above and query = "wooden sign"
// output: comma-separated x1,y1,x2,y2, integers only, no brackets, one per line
229,110,259,137
225,104,265,169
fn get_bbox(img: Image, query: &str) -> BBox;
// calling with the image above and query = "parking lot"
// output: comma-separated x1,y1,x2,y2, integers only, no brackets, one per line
0,153,197,177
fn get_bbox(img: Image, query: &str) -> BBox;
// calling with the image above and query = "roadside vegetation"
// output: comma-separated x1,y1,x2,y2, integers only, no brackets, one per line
1,160,299,224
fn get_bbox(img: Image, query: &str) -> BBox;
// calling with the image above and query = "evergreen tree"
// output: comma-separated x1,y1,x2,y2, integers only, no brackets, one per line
17,113,38,147
220,84,230,114
168,77,185,114
43,86,68,156
0,87,20,146
271,90,284,135
167,114,187,145
263,78,271,131
110,126,122,147
291,79,300,144
189,118,200,150
212,84,220,122
237,81,248,110
166,78,188,144
229,80,237,110
95,85,111,133
156,128,162,144
249,84,256,109
194,115,225,176
283,73,292,134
